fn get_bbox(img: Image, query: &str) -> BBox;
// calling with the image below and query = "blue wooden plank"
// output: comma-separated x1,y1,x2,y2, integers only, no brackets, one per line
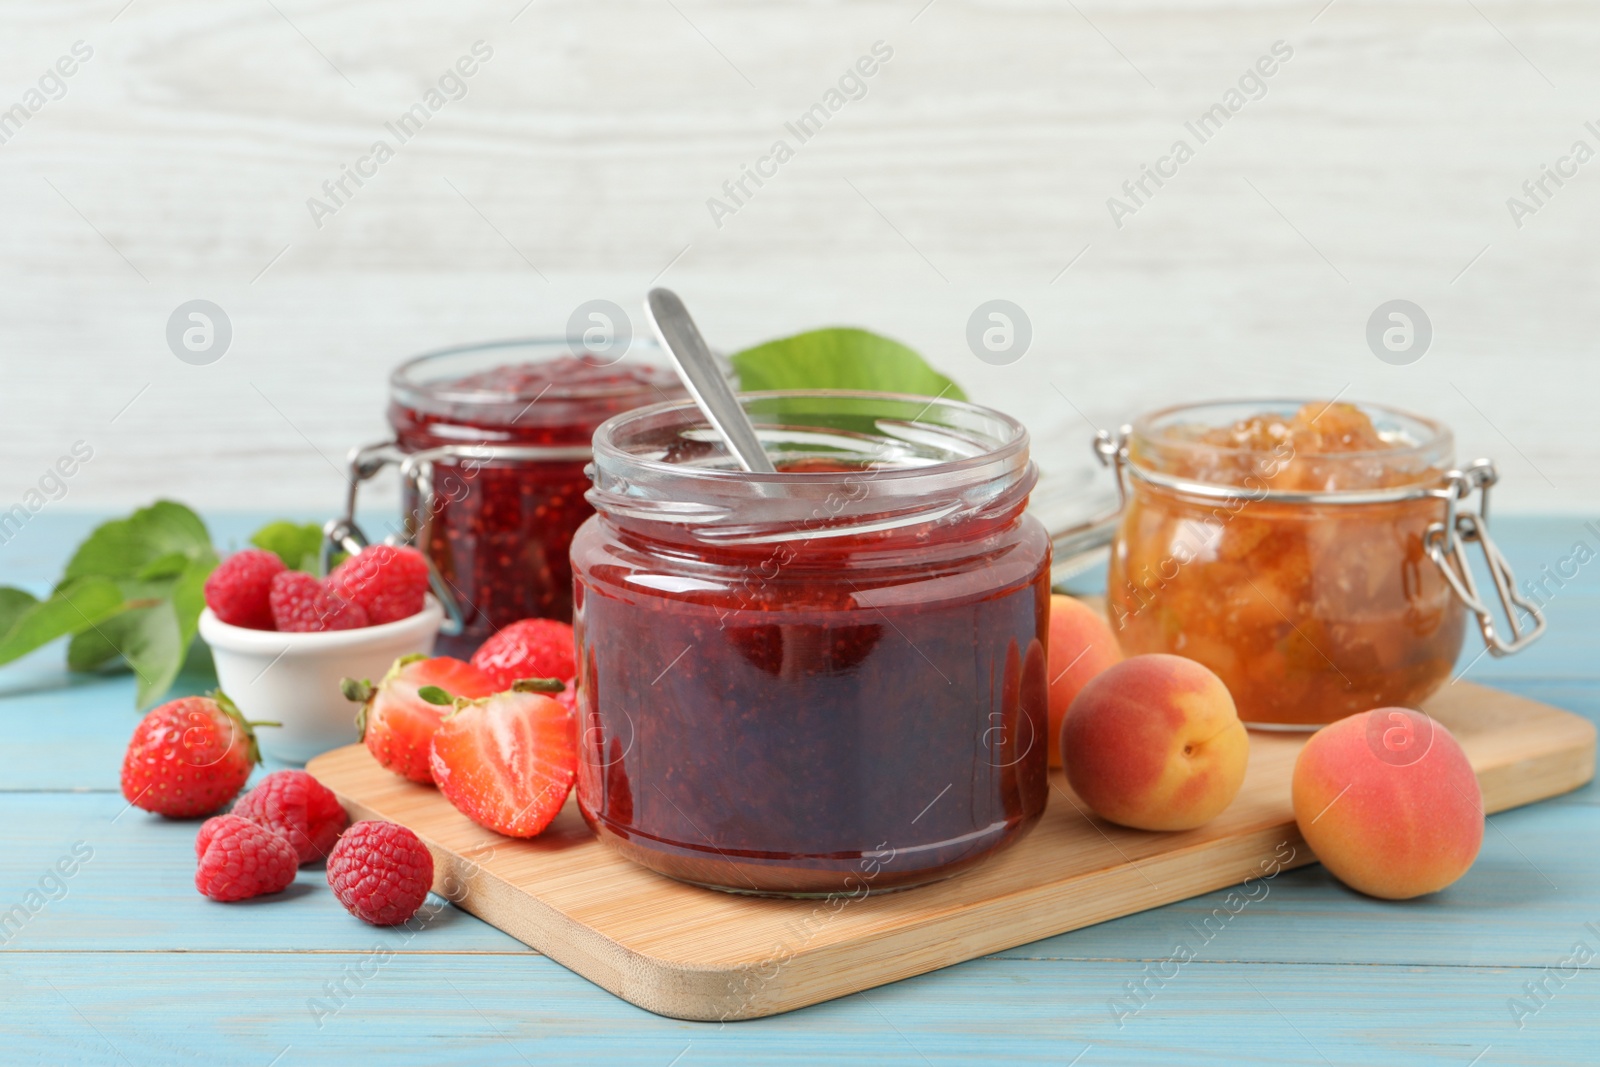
2,953,1593,1066
988,796,1600,966
0,794,528,956
1,789,1594,968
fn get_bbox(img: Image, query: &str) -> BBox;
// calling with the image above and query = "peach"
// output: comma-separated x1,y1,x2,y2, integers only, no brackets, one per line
1292,707,1482,900
1046,594,1123,767
1061,653,1249,831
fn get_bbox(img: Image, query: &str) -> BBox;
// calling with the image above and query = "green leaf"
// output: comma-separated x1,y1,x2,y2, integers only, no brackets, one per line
29,501,224,707
112,576,181,604
179,636,215,679
74,555,216,701
61,501,212,585
92,602,184,710
169,554,214,663
512,677,566,693
135,551,192,581
0,587,40,638
66,627,122,673
730,328,966,401
0,577,126,666
249,520,325,574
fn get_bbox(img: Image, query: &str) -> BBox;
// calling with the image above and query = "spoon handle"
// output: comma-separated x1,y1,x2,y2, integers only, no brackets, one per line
645,288,777,474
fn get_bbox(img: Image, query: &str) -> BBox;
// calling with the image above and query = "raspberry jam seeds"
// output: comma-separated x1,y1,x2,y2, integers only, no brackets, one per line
572,392,1053,897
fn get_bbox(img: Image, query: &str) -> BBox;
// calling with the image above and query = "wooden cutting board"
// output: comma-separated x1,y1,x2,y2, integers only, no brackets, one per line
308,681,1594,1021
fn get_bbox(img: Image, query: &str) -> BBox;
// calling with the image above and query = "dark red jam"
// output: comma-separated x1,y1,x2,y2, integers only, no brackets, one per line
389,347,681,656
571,395,1051,896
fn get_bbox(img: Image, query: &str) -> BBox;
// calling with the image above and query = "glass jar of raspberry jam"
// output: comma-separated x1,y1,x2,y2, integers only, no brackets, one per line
331,340,686,657
571,391,1052,896
1100,400,1545,727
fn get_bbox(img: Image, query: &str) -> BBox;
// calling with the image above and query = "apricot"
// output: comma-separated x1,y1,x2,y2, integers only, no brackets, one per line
1293,707,1482,900
1061,653,1249,831
1046,594,1123,767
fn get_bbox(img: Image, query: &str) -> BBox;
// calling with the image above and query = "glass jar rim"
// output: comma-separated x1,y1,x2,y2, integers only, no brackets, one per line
587,390,1036,541
1126,398,1455,497
390,336,675,408
1132,398,1451,459
593,389,1030,480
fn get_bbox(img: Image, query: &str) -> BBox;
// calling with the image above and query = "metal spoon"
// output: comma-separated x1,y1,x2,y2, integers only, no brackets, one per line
645,287,777,474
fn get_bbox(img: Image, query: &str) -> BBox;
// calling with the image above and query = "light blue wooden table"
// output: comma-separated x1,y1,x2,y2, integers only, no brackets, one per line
3,513,1598,1066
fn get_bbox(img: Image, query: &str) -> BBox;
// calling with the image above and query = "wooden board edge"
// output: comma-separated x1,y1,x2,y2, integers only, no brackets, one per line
722,821,1315,1020
1478,713,1596,814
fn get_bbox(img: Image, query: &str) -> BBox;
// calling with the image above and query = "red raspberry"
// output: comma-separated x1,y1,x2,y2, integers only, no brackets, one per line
269,571,369,632
231,770,350,864
471,618,577,690
121,694,264,818
194,814,298,901
326,545,431,625
326,821,434,926
204,549,285,630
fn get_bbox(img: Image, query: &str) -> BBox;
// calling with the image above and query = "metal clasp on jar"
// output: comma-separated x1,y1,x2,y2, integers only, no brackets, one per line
319,438,593,638
1423,460,1546,657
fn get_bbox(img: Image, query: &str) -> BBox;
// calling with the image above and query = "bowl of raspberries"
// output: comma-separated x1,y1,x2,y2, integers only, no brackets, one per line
198,544,442,763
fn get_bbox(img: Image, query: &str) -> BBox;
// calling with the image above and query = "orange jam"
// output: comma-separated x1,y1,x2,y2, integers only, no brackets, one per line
1107,401,1466,727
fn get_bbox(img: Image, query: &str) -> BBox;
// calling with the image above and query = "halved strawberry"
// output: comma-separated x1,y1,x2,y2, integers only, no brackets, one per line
342,655,497,783
429,680,576,838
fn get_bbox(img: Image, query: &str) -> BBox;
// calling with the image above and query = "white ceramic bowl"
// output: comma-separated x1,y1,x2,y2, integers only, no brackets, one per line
198,596,444,764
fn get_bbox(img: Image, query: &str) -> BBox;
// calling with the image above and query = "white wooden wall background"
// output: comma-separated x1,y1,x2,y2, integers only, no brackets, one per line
1,0,1595,528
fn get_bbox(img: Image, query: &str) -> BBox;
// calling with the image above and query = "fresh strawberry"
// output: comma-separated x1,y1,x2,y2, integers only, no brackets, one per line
470,618,577,690
326,545,431,625
269,571,368,632
203,548,285,630
429,680,576,838
343,655,498,783
326,820,434,926
194,814,299,902
231,769,350,864
121,693,268,818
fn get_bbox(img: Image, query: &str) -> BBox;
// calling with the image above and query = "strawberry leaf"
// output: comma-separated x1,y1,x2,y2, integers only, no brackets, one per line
729,328,966,400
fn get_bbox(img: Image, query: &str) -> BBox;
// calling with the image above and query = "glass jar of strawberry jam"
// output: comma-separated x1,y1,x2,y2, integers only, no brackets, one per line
571,392,1052,896
330,340,685,657
1100,400,1545,727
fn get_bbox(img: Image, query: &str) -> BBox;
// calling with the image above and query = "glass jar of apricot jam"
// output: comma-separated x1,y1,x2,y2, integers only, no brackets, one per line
1101,400,1545,727
571,392,1052,896
330,340,685,657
